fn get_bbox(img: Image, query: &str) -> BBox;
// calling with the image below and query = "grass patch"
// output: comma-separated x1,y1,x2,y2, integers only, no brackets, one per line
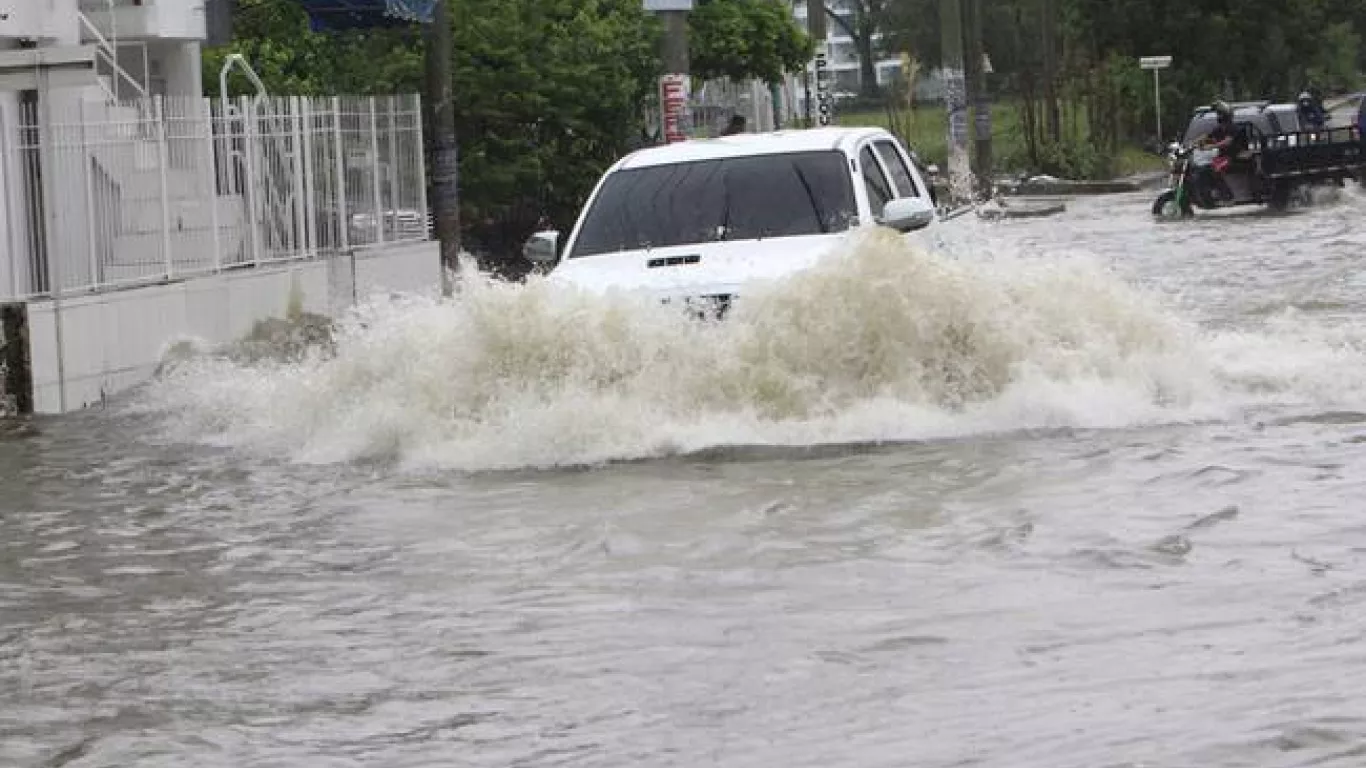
1114,145,1170,176
835,100,1166,180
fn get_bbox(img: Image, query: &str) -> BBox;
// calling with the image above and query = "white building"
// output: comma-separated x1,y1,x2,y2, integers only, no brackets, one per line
0,0,438,415
789,0,903,98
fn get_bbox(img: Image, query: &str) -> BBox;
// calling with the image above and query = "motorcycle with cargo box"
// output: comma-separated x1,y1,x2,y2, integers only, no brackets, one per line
1153,100,1366,217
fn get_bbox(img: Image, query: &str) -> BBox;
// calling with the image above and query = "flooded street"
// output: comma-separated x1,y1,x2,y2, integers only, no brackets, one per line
5,190,1366,767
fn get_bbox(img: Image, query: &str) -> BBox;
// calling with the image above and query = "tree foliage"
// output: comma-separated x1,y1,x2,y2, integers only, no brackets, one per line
824,0,892,98
446,0,661,258
207,0,817,264
689,0,814,84
874,0,1366,177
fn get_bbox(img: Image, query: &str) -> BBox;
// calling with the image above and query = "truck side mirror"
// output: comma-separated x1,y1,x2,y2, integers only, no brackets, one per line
880,196,936,232
523,230,560,263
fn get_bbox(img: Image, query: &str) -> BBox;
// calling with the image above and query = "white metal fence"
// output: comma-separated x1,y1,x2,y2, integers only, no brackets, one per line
643,77,779,140
6,93,428,299
694,78,778,134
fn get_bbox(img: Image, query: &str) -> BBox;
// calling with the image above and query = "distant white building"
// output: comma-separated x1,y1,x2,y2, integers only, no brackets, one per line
0,0,438,414
788,0,904,98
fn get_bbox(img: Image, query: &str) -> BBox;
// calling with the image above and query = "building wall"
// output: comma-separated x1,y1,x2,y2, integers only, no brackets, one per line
77,0,207,45
24,241,442,413
48,0,80,44
0,1,444,415
156,40,202,100
0,0,81,43
0,2,43,39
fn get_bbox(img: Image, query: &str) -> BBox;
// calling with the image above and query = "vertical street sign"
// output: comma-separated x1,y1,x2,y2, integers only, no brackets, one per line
814,47,833,126
659,73,691,143
805,0,828,127
1140,55,1172,143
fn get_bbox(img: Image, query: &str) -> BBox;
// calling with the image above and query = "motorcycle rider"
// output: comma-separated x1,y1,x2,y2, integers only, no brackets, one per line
1297,89,1328,131
1200,100,1239,201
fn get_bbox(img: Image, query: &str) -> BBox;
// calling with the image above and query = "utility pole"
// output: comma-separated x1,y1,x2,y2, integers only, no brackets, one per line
939,0,970,202
661,8,690,74
649,0,693,142
964,0,991,196
424,0,460,291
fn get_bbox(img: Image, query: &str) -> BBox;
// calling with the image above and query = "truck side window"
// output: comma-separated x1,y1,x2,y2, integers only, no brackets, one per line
860,146,892,213
874,140,921,197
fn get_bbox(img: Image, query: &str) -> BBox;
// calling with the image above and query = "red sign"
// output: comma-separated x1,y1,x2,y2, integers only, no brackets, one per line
660,74,690,143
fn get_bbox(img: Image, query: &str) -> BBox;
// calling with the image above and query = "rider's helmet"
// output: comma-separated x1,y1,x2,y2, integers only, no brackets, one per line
1297,90,1316,116
1297,89,1325,128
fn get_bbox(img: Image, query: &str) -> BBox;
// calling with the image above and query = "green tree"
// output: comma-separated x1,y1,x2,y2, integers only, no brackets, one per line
204,0,661,268
824,0,892,98
449,0,661,261
203,0,425,97
202,0,333,96
879,0,938,68
689,0,814,84
873,0,1366,178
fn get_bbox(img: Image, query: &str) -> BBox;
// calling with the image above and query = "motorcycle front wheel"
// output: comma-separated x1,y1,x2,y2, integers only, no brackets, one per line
1152,189,1192,219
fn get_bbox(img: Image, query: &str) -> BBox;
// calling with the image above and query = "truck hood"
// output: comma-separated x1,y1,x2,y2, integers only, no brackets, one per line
544,232,851,302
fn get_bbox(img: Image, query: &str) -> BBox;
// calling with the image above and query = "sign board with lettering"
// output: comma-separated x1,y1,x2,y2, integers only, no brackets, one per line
660,73,691,143
1139,56,1172,141
814,46,834,126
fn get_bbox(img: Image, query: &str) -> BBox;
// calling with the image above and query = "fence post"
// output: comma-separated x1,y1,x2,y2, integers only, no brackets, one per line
201,98,222,273
241,95,262,266
155,95,174,279
332,96,348,252
412,93,428,242
368,96,384,245
386,95,400,239
289,95,307,259
35,70,68,411
3,108,18,297
79,98,100,291
409,92,426,241
300,97,318,259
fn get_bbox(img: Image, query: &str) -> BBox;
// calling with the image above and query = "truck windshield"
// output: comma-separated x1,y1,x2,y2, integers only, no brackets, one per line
567,150,858,259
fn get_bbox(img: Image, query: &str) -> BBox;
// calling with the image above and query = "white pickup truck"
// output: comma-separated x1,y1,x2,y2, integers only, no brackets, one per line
522,126,938,313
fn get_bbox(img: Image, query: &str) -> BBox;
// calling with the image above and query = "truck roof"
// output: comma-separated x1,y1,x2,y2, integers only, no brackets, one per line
615,126,893,170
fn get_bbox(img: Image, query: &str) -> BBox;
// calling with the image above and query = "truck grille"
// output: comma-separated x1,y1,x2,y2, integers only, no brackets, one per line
663,293,733,321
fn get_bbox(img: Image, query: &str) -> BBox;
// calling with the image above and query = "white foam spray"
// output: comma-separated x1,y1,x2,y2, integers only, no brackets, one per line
132,228,1366,471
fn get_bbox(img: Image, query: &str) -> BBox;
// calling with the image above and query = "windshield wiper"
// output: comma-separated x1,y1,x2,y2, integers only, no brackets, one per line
792,164,828,233
718,180,731,241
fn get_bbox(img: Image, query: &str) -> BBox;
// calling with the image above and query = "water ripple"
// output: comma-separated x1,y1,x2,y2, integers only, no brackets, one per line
6,193,1366,766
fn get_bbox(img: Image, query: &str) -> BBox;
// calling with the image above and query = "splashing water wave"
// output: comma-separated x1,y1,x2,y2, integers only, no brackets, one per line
133,228,1366,470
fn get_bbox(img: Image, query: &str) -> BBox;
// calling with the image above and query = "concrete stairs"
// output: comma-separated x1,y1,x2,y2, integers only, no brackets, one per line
76,100,253,284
